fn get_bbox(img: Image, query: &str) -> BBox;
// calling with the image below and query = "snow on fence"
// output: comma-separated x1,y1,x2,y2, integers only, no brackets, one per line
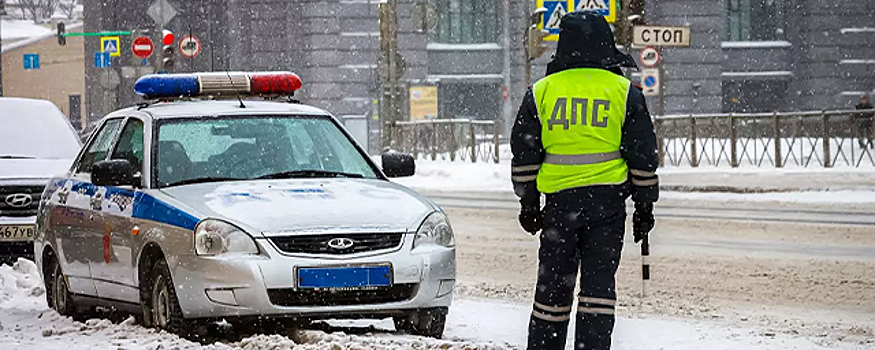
389,119,501,163
656,109,875,168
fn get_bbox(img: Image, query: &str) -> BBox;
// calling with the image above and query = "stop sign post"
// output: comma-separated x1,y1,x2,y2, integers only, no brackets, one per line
131,36,154,59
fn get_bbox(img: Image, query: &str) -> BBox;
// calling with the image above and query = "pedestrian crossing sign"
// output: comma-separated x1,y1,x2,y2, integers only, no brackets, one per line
574,0,617,23
101,36,121,57
538,0,573,41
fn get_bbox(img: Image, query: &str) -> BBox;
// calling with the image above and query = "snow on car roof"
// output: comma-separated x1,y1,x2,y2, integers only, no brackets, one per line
128,100,333,119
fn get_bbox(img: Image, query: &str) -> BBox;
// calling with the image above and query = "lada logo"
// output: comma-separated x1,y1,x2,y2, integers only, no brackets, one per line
5,193,33,208
326,237,355,250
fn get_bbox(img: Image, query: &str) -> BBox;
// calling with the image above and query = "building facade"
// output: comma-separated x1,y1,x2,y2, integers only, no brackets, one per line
81,0,875,142
648,0,875,114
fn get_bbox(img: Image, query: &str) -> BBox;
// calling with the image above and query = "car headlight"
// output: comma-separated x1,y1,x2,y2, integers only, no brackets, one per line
194,219,259,256
413,212,455,248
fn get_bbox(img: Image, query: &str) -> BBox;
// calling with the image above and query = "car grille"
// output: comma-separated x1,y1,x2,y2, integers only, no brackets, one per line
0,185,44,217
267,284,418,307
269,233,403,255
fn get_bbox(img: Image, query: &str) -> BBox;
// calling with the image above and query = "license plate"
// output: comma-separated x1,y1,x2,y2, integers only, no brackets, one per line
0,225,35,241
297,265,392,289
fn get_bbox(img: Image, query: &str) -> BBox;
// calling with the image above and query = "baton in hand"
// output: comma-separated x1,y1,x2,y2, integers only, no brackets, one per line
641,234,650,297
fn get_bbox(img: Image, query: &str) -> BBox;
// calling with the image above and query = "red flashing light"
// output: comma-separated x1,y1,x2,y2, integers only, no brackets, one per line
250,73,303,95
162,30,175,45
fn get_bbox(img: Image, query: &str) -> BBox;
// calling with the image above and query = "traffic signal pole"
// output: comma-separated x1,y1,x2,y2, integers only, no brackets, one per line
379,0,401,149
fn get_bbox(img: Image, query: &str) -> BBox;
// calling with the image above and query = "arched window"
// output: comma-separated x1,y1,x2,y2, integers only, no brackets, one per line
725,0,786,41
430,0,499,44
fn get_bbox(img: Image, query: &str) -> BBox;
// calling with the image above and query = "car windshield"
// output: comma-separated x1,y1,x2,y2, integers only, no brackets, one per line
0,98,81,159
154,115,378,187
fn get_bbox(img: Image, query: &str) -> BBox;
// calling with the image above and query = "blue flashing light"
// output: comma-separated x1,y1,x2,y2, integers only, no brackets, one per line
134,74,200,98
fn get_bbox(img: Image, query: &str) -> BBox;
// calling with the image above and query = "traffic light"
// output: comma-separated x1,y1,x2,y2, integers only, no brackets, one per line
162,30,175,71
162,45,175,71
57,22,66,46
527,27,549,61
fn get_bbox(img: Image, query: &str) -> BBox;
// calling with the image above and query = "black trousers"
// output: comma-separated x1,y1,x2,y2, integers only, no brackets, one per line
858,121,873,148
527,187,627,350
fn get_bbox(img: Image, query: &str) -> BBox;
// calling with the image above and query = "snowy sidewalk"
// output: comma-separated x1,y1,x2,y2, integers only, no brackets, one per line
392,159,875,204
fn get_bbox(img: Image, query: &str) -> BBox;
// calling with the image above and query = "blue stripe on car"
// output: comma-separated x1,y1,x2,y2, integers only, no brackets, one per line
132,192,199,231
66,180,199,231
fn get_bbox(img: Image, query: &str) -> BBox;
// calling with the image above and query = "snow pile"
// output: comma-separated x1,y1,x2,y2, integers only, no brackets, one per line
0,258,45,309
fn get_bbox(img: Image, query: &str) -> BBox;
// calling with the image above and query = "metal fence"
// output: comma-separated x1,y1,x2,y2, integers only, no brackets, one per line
389,119,501,163
655,109,875,168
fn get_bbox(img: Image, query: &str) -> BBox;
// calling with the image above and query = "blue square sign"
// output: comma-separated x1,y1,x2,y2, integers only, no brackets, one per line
23,54,39,70
94,52,111,68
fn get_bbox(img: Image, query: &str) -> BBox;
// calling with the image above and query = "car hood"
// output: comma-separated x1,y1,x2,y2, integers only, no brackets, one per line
158,178,437,235
0,159,73,180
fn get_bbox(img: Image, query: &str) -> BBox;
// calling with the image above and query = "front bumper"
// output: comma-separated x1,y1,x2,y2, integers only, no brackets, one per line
0,216,36,265
171,234,455,319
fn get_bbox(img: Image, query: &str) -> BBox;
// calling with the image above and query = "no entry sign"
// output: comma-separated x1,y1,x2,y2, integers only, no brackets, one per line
131,36,154,59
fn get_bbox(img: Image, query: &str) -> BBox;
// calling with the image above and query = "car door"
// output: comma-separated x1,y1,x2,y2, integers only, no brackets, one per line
49,118,124,296
91,117,144,302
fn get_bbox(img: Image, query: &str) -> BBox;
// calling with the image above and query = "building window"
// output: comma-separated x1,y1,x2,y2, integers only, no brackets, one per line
725,0,786,41
430,0,499,44
723,80,788,113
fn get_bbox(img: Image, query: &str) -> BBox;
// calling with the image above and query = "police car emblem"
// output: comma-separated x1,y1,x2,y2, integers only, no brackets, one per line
327,237,355,250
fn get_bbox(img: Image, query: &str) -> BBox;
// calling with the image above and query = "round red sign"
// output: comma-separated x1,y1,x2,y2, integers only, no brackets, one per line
131,36,154,59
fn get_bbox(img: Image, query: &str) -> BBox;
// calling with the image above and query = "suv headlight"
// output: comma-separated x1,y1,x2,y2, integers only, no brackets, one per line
194,219,259,256
413,212,455,248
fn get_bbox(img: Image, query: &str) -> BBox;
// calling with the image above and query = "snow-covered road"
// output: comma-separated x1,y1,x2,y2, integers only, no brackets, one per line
2,259,866,350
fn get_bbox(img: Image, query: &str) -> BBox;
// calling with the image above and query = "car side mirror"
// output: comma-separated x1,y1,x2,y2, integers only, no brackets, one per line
91,159,134,187
382,151,415,178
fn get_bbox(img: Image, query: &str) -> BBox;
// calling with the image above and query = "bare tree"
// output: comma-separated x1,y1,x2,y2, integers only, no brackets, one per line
58,0,76,20
18,0,59,22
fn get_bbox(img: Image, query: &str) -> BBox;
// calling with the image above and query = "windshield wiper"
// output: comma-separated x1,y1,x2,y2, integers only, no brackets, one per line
255,170,365,180
0,155,36,159
163,177,243,187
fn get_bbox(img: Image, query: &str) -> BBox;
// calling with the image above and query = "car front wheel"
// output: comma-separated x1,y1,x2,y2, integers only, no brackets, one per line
394,307,448,338
142,260,189,336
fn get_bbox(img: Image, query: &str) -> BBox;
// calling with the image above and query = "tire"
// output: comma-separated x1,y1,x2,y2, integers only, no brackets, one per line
47,258,80,319
394,308,448,338
141,260,190,337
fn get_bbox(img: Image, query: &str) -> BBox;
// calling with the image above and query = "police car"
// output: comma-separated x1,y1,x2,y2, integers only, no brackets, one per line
34,72,455,338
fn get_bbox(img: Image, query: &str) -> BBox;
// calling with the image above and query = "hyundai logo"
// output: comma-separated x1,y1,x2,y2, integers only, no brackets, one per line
327,237,355,250
5,193,33,208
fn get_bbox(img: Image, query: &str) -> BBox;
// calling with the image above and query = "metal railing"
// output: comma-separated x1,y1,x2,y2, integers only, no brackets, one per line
389,119,501,163
655,109,875,168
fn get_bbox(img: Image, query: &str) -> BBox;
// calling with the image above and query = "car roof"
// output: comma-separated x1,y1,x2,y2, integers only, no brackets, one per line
112,100,332,120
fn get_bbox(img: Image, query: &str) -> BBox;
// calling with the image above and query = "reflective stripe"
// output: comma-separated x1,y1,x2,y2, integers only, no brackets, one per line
578,306,615,315
632,178,659,186
578,296,617,307
543,151,622,165
513,164,542,173
512,175,538,182
630,169,656,177
532,310,571,322
534,301,573,313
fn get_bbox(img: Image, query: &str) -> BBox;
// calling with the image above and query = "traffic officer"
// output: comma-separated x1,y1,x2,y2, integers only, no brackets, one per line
510,11,659,350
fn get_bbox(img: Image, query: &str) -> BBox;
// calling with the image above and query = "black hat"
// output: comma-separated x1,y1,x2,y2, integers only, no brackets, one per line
547,11,638,75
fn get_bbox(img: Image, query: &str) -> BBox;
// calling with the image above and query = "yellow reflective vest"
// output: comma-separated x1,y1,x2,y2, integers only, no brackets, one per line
533,68,630,194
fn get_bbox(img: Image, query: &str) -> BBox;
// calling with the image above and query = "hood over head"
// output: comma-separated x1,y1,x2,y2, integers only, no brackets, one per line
546,11,637,76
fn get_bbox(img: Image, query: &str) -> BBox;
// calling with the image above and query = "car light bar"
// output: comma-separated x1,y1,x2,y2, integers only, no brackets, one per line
133,72,302,98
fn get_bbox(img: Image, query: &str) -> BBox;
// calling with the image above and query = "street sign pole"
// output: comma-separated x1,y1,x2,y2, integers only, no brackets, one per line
658,54,665,117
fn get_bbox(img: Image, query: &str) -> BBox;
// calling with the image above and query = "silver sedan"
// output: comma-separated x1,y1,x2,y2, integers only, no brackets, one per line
34,100,455,338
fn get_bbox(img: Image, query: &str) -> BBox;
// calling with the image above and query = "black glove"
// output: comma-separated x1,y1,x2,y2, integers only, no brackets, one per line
633,202,655,243
519,206,543,235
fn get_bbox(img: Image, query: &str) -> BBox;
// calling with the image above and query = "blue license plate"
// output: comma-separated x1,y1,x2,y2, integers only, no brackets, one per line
297,265,392,289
